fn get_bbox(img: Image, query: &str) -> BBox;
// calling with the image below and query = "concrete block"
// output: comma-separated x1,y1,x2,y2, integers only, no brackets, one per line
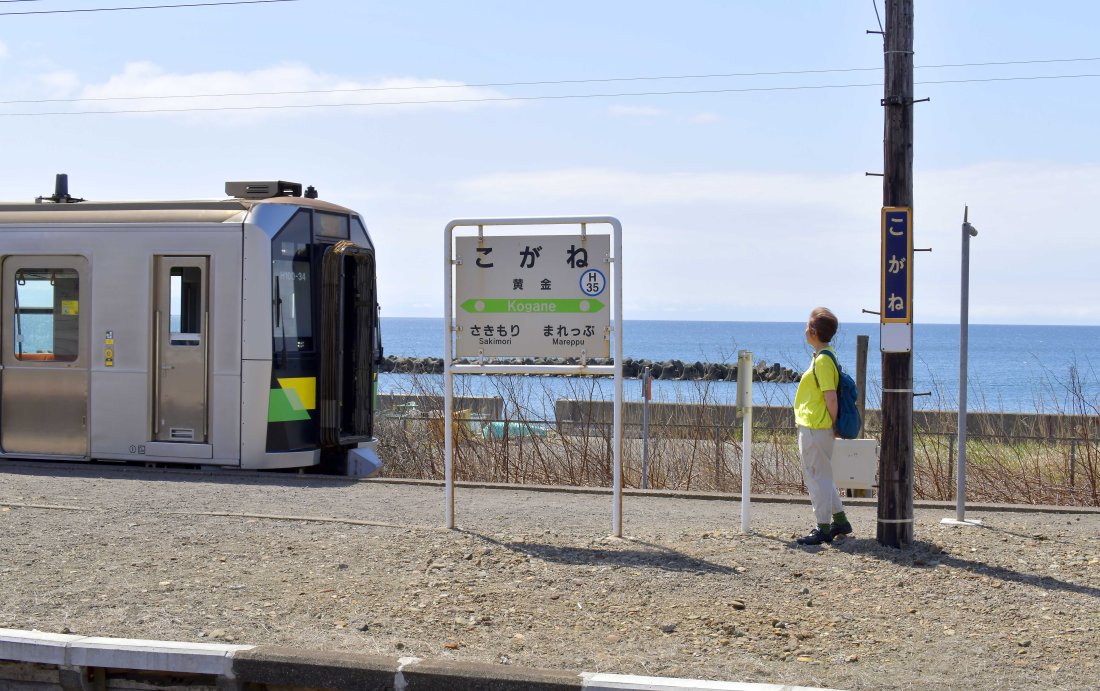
402,657,582,691
582,672,836,690
231,646,399,690
67,636,251,676
0,628,86,666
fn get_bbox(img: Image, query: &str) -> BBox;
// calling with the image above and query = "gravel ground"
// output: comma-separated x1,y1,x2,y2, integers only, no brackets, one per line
0,462,1097,691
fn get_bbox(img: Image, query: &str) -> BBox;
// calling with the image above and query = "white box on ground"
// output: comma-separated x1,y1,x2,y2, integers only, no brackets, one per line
832,439,878,491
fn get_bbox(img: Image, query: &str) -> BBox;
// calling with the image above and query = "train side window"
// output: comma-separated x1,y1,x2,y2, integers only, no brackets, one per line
12,268,79,362
351,216,373,249
169,267,203,346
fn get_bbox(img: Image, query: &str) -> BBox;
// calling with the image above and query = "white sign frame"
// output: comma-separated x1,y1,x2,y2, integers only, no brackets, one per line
443,217,625,537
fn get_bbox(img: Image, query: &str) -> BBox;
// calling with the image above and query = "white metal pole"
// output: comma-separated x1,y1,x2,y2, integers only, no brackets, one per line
738,350,753,533
611,219,624,538
641,366,650,490
957,209,977,522
444,222,456,529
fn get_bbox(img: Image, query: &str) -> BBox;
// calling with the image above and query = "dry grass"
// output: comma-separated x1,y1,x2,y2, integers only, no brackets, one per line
376,371,1100,507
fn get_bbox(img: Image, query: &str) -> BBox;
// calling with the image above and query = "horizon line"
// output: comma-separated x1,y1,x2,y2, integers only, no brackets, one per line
380,315,1097,328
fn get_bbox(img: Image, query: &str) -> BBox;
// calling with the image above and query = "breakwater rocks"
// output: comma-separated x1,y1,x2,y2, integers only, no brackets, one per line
377,356,800,383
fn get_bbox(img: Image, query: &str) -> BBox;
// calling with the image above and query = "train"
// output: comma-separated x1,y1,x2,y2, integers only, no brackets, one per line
0,175,382,473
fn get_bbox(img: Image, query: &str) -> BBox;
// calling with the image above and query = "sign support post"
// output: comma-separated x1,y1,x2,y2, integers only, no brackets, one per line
641,366,651,490
879,0,916,547
443,217,624,536
737,350,753,534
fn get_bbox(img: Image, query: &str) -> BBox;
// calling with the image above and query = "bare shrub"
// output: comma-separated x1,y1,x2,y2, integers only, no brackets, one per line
375,365,1099,507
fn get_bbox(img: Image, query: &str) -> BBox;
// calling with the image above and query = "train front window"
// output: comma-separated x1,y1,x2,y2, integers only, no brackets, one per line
272,212,313,353
315,212,349,240
12,268,80,362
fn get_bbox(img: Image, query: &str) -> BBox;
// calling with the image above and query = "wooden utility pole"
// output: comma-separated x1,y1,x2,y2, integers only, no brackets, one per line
879,0,915,547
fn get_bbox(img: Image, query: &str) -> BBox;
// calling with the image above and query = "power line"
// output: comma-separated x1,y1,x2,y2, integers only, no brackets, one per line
921,73,1100,86
3,72,1099,117
1,67,884,105
2,56,1098,106
926,56,1100,69
0,0,297,15
7,82,888,116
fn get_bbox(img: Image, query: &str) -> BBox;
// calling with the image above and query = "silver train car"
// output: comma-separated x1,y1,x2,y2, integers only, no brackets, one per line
0,176,381,472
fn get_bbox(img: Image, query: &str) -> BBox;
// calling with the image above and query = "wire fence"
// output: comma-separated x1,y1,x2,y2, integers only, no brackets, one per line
376,413,1100,507
373,367,1099,506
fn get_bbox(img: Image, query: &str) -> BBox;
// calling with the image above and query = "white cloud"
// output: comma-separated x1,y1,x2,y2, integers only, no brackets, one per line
455,167,871,209
913,162,1100,324
36,70,79,96
443,163,1100,324
0,40,8,60
71,62,512,123
689,112,722,124
607,105,663,117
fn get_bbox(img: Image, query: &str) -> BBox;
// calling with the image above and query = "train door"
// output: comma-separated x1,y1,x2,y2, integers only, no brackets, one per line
319,241,376,446
1,256,89,456
153,256,209,442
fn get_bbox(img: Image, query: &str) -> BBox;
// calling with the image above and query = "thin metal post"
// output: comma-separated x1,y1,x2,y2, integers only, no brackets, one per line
738,350,753,534
641,366,650,490
957,209,977,522
944,208,981,527
611,222,624,538
444,225,456,529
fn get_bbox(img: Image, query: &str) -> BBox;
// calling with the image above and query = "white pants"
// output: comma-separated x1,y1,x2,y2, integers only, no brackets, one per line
798,426,845,525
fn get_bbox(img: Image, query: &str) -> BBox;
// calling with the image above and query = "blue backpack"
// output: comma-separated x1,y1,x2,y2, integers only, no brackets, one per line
814,349,862,439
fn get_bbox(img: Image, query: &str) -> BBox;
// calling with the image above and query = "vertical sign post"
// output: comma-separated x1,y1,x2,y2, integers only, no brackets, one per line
641,366,651,490
879,0,916,549
879,206,915,546
737,350,753,534
880,204,915,545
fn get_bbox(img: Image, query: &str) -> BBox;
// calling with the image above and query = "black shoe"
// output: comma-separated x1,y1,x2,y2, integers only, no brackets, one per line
796,528,833,545
830,521,853,538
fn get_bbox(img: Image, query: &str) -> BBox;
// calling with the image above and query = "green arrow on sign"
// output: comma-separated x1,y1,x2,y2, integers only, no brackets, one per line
460,298,605,314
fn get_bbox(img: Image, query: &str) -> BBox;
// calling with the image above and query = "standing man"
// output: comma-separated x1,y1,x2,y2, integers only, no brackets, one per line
794,307,854,545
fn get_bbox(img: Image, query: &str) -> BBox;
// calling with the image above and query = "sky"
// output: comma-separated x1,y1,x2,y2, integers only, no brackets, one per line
1,0,1099,326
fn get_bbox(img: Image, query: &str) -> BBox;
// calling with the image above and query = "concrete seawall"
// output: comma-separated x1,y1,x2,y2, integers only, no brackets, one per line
554,400,1100,440
380,394,1099,441
378,356,801,383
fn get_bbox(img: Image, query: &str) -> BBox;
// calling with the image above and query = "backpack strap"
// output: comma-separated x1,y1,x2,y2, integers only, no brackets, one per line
811,348,840,391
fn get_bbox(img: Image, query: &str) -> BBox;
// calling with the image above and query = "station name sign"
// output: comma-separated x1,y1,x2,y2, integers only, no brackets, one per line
881,207,913,324
455,234,611,358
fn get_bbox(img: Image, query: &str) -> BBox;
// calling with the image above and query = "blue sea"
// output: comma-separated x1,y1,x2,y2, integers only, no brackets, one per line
379,317,1100,415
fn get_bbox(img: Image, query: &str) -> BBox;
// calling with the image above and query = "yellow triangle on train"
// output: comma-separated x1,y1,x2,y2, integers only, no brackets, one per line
276,377,316,411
